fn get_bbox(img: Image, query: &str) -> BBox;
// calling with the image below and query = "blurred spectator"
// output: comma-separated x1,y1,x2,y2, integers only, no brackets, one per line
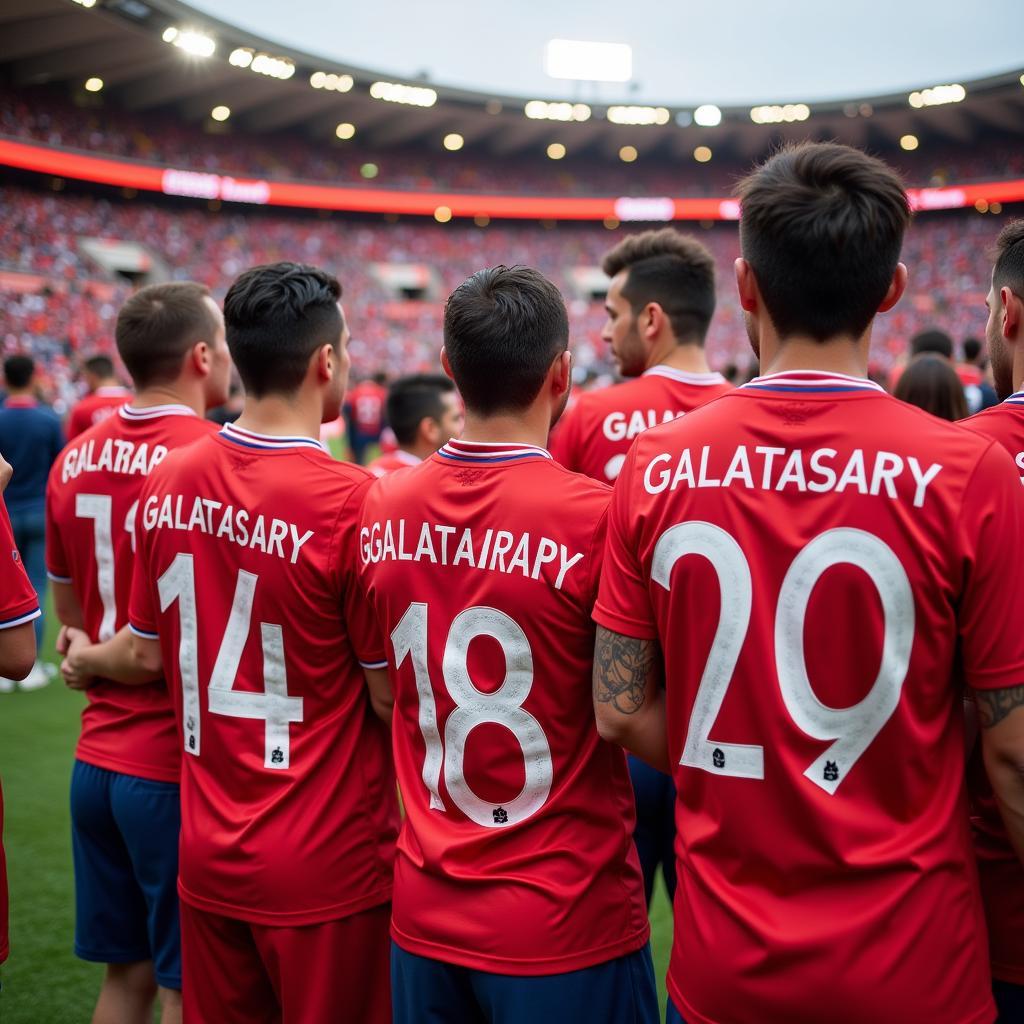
894,353,968,421
959,336,999,412
345,372,388,465
66,353,131,438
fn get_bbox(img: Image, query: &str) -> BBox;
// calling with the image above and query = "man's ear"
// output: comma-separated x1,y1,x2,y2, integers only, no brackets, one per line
877,262,908,314
1002,287,1023,341
440,347,455,381
190,341,211,378
315,343,334,382
552,349,571,397
735,258,759,313
641,302,663,340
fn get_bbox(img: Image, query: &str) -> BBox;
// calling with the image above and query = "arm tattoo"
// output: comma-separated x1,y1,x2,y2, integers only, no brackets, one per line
975,684,1024,729
593,626,661,715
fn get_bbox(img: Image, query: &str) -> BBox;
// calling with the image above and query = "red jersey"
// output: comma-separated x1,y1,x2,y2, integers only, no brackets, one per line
549,365,731,483
595,370,1024,1024
67,387,133,439
128,421,398,926
0,499,43,964
359,438,649,974
348,381,386,436
963,392,1024,983
367,449,421,478
45,404,215,783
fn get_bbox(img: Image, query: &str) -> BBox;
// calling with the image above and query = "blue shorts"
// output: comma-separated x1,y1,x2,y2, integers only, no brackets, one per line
629,754,677,906
70,760,181,989
666,997,687,1023
995,978,1024,1022
391,940,658,1024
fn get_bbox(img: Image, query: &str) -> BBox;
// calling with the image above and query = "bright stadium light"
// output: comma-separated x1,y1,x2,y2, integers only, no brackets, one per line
694,104,722,127
750,103,810,124
607,106,670,126
694,145,713,162
249,53,295,80
908,84,966,108
311,72,354,92
164,27,216,58
369,81,437,107
546,142,566,160
524,100,591,122
443,133,464,151
335,122,356,140
210,105,230,122
84,77,104,93
545,40,632,83
619,145,638,163
434,206,453,223
900,134,919,151
229,48,254,68
70,0,97,7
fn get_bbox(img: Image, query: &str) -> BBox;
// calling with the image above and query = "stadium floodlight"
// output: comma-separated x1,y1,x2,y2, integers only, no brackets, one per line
71,0,98,7
249,53,295,80
229,48,254,68
369,82,437,107
607,106,670,126
693,104,722,127
335,122,356,140
524,101,591,122
545,40,632,83
675,111,693,127
694,145,712,162
163,27,216,58
311,72,354,92
900,134,919,151
360,163,379,178
546,142,566,160
619,145,638,163
84,77,104,93
434,206,453,223
908,84,966,108
210,105,230,122
750,103,810,124
443,133,464,152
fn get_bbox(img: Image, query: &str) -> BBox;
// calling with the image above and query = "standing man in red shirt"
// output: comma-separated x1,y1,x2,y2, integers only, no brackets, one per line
593,143,1024,1024
113,263,396,1024
360,266,655,1023
346,371,388,464
67,354,133,440
550,228,730,907
48,282,231,1024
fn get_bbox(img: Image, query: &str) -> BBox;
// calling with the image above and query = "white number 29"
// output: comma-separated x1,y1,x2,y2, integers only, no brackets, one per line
654,524,914,794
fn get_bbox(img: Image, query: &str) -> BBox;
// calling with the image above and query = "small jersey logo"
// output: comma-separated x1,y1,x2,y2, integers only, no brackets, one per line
271,747,284,765
712,748,726,769
454,469,483,486
492,806,509,824
11,548,19,564
823,760,840,783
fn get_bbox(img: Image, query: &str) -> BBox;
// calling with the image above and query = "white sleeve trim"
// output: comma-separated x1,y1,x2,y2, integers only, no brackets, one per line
0,608,41,630
128,623,159,640
47,571,73,584
359,659,388,670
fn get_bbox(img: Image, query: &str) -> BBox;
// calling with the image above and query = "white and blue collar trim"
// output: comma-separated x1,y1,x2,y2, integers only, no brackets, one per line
741,370,885,394
119,403,197,421
643,366,727,386
437,439,551,464
220,422,326,452
1004,390,1024,405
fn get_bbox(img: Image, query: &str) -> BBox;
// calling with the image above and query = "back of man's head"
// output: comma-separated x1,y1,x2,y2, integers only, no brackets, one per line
4,354,34,391
962,337,983,364
602,228,716,345
910,329,953,359
737,142,911,342
82,354,116,386
993,219,1024,297
223,262,342,398
116,282,219,389
387,374,455,446
443,266,568,416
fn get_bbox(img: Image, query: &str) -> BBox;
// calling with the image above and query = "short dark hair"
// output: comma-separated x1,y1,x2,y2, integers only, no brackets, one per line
4,355,34,389
737,142,911,342
910,329,953,359
894,354,967,421
386,374,455,445
83,354,115,379
223,262,342,398
993,219,1024,295
602,228,716,345
962,337,983,363
443,266,568,416
116,282,219,389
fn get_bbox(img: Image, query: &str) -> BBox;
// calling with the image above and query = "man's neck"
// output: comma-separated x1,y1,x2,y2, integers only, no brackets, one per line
6,387,33,399
233,394,322,441
132,383,204,417
762,336,869,378
459,409,550,450
650,341,712,376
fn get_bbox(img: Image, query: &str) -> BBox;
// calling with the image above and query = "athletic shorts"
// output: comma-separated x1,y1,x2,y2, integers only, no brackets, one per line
180,900,391,1024
628,753,677,906
70,760,181,989
390,940,658,1024
666,998,687,1024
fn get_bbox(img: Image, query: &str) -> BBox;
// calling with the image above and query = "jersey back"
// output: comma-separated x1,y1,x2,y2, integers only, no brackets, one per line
128,423,398,925
359,439,649,975
549,366,731,483
46,404,215,782
67,388,133,439
595,370,1024,1024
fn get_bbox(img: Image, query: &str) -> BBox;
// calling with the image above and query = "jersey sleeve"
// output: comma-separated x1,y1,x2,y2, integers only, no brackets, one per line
127,490,159,640
957,441,1024,691
0,499,41,630
66,405,87,440
44,464,72,584
592,443,658,640
334,477,386,669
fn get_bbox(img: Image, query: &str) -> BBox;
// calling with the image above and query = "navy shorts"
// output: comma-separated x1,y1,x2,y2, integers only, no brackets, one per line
666,997,687,1023
70,760,181,989
391,940,658,1024
629,754,677,906
995,978,1024,1022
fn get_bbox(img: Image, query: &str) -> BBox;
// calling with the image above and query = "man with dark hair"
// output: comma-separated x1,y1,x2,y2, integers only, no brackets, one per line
69,262,398,1023
593,143,1024,1024
911,328,955,359
962,217,1024,1022
67,353,132,439
0,354,64,689
959,337,998,412
367,374,463,476
360,265,655,1024
47,280,230,1024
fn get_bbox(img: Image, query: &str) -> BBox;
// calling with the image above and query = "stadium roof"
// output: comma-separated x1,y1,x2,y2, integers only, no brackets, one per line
2,0,1023,161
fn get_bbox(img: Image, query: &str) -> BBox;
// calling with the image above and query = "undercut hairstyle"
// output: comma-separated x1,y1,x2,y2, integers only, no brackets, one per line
83,354,115,379
223,262,342,398
602,228,716,345
909,329,953,359
992,219,1024,295
737,142,911,342
116,282,219,389
894,354,967,421
443,266,568,416
386,374,455,445
3,354,34,389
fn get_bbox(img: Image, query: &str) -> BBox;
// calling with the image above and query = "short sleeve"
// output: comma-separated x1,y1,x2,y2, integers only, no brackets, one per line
0,498,41,629
957,441,1024,690
44,464,72,584
592,443,658,640
127,494,159,640
336,478,386,669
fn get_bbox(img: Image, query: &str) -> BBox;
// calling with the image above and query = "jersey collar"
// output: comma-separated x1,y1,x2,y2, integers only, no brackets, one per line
643,365,726,386
1004,390,1024,405
741,370,886,394
120,403,198,421
392,449,422,466
95,386,131,397
437,439,552,464
220,421,326,452
3,395,38,408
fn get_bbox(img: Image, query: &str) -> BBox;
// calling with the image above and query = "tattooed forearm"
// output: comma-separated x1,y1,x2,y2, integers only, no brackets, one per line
593,626,661,715
975,684,1024,729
